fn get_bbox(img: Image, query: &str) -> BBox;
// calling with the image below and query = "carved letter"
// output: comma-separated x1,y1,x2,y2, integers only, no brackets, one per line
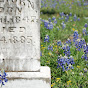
27,0,34,9
19,27,26,32
31,16,36,22
9,27,16,32
16,7,22,13
20,0,25,5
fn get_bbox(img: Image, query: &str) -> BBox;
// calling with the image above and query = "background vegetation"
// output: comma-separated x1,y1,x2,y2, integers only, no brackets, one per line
40,0,88,88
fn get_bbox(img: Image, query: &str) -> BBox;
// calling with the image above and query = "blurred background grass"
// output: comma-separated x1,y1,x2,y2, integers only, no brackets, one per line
41,0,88,17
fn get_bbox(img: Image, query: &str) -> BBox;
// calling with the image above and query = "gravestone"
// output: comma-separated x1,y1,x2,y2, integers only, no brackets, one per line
0,0,40,71
0,0,51,88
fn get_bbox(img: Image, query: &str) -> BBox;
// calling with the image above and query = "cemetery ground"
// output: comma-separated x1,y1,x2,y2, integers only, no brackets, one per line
40,0,88,88
40,14,88,88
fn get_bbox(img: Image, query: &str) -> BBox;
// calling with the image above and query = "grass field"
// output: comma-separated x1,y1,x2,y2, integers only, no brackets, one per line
41,0,88,17
40,0,88,88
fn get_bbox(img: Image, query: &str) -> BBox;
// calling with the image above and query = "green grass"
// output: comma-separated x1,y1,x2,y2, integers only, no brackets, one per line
41,0,88,17
40,13,88,88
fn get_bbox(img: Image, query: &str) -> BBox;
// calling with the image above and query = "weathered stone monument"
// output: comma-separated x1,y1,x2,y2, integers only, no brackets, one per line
0,0,51,88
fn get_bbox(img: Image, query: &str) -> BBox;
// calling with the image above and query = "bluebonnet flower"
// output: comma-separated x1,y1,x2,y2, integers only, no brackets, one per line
66,64,74,71
82,28,86,36
44,4,47,7
83,68,87,72
40,52,42,56
48,22,53,30
57,40,62,46
53,19,57,24
81,43,88,61
57,56,75,72
69,56,75,65
57,56,66,71
48,18,51,22
40,18,44,22
60,12,65,17
86,31,88,35
44,20,49,28
78,18,80,21
0,71,8,86
65,17,68,22
73,14,77,21
84,43,88,54
81,38,86,45
69,12,72,16
84,23,88,28
61,16,64,19
81,54,88,61
77,1,81,6
61,22,66,29
52,16,56,20
44,20,53,30
64,56,70,65
52,3,57,8
44,35,49,42
73,30,79,42
66,14,69,19
83,44,86,50
83,3,88,6
69,6,72,9
62,44,71,57
65,38,71,45
59,16,64,20
47,45,53,51
74,39,85,51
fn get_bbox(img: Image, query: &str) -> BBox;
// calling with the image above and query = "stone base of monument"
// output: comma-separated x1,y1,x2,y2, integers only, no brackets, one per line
3,66,51,88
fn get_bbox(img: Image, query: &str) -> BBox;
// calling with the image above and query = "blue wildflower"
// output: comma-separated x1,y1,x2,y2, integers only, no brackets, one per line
69,56,75,65
48,22,53,30
75,39,83,51
65,17,68,22
84,23,88,28
61,22,66,29
40,52,42,56
52,16,56,20
82,28,86,36
78,18,80,21
73,14,77,21
57,40,62,46
66,14,69,19
0,71,8,86
81,43,88,61
44,35,49,42
53,19,57,24
69,12,72,16
73,30,79,42
65,38,71,45
60,12,65,17
86,31,88,35
47,45,53,51
48,18,51,22
44,20,53,30
57,56,75,72
62,44,71,57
